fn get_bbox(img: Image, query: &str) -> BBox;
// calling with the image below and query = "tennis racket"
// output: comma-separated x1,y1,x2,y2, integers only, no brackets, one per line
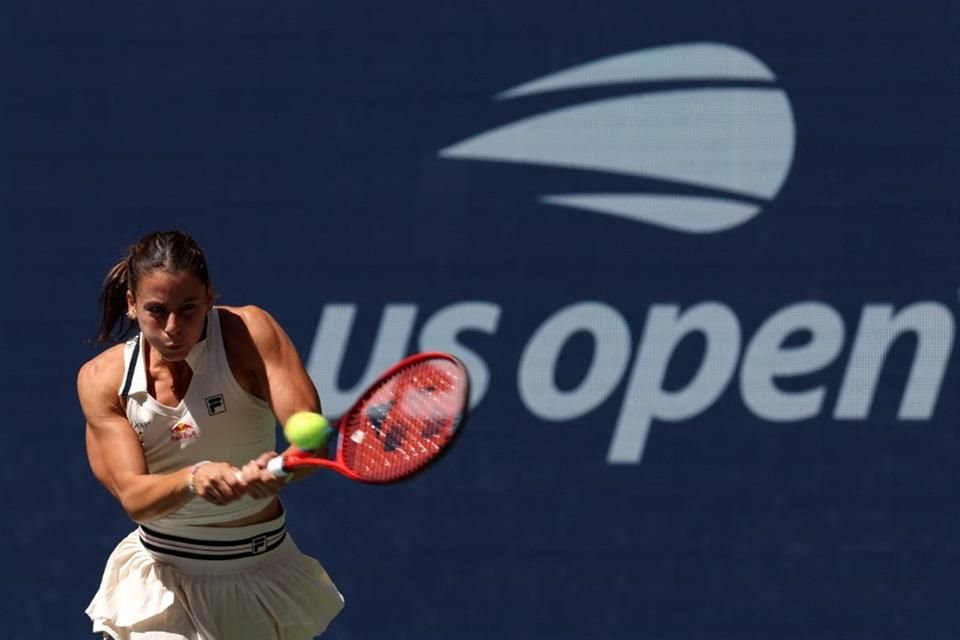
266,352,469,483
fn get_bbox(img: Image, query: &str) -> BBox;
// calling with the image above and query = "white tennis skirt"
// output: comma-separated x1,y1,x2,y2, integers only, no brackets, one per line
86,512,344,639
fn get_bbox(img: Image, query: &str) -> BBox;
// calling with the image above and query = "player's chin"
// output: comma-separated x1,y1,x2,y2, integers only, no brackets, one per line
158,343,190,360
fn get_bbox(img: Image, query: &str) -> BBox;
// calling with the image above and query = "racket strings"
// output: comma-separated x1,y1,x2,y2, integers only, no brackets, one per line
340,358,466,481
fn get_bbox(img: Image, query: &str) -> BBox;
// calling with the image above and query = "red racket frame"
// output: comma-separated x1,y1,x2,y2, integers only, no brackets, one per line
276,351,469,483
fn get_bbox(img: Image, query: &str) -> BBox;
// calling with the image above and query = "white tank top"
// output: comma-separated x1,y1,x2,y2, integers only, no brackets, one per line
119,307,278,526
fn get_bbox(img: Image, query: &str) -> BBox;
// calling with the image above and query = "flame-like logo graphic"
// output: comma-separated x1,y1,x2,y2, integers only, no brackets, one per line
439,43,796,233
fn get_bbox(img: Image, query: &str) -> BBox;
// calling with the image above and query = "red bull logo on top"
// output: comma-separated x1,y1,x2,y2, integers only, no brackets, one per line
169,422,198,443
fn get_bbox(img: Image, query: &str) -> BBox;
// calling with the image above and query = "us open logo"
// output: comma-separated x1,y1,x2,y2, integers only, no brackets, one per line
439,42,795,233
308,42,953,468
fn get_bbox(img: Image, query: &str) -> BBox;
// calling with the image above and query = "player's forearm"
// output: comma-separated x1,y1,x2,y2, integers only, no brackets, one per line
115,468,195,523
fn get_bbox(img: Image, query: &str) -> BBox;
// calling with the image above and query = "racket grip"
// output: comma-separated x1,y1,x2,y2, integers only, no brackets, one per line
233,456,291,482
266,455,291,478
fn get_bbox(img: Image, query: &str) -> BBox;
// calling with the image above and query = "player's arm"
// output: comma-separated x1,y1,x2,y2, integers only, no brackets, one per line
231,305,322,484
79,351,245,521
238,305,322,423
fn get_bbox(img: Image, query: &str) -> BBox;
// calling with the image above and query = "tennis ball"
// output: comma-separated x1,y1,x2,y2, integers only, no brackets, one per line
284,411,331,450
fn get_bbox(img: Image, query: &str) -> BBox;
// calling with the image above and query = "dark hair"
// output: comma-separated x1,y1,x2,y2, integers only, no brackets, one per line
93,230,211,343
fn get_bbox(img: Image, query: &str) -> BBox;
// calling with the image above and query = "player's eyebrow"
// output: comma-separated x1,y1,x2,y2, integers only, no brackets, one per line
141,296,202,306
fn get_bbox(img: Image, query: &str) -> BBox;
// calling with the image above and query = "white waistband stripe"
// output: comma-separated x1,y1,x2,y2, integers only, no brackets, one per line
139,524,287,560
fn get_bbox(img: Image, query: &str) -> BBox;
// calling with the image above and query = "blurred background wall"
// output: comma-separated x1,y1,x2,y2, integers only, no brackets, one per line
2,1,958,638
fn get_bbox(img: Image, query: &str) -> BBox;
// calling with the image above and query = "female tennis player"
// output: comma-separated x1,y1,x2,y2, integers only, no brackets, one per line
78,230,344,639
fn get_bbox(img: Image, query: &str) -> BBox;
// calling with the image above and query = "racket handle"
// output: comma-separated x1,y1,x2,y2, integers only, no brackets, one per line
266,455,290,478
232,456,291,482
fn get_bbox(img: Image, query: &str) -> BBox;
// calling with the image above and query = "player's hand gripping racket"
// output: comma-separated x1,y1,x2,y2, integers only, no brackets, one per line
268,352,469,483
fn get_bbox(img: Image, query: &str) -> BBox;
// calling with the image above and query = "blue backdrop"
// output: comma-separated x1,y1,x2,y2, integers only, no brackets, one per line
3,1,958,638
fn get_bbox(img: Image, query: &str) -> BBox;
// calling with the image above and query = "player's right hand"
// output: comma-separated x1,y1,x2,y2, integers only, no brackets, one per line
191,461,246,505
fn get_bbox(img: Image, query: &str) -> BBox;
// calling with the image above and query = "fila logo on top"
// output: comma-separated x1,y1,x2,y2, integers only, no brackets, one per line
439,42,795,233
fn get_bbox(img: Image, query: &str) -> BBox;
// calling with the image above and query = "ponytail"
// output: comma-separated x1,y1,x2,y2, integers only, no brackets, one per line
93,258,134,343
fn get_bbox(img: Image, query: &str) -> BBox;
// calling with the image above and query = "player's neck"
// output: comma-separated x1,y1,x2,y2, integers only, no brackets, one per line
144,341,193,376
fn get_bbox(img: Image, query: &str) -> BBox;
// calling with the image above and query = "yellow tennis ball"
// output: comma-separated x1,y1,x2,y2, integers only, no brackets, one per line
284,411,331,450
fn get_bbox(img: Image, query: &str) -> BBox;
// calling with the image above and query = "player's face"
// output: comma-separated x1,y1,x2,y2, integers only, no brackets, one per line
128,270,213,362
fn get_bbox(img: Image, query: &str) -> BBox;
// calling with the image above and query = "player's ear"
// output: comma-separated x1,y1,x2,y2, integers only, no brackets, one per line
125,290,137,319
205,286,215,311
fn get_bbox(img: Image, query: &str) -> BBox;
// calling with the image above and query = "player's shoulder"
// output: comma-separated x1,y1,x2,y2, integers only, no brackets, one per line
216,304,287,358
217,304,280,338
77,342,127,395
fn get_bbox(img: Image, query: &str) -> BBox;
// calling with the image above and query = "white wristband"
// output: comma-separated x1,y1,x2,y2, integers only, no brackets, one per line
187,460,212,495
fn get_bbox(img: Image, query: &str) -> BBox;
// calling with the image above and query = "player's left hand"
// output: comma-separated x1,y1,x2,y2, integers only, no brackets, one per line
238,451,288,499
